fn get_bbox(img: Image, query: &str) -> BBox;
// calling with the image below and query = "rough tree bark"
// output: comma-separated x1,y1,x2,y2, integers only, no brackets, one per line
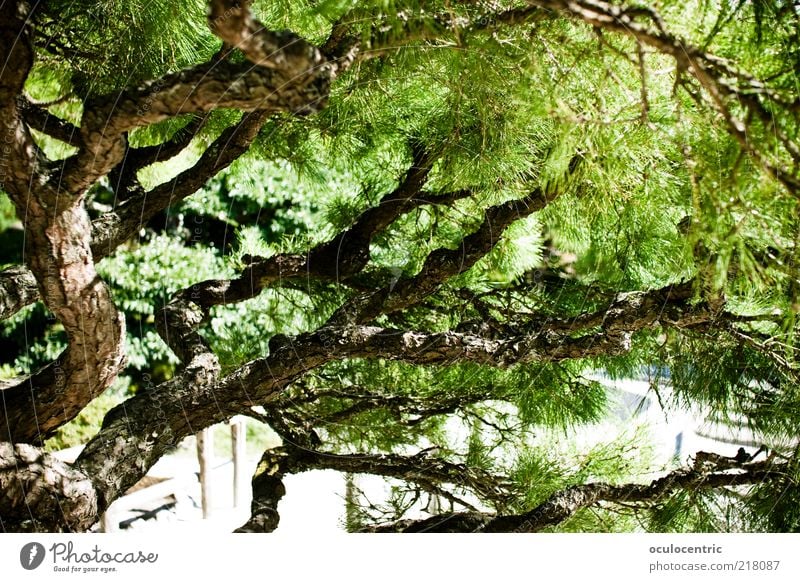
0,1,125,444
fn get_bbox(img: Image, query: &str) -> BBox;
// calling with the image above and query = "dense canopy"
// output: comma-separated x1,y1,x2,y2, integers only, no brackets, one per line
0,0,799,532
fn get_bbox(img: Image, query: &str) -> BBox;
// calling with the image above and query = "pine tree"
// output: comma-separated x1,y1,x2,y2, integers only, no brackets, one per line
0,0,799,532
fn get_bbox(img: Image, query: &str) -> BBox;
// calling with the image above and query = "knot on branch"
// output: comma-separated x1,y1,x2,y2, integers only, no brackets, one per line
208,0,328,75
155,297,212,365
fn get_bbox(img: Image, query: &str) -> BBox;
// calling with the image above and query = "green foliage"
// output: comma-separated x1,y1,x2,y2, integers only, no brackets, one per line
647,489,724,533
666,332,800,439
290,359,607,461
187,153,346,247
93,235,232,374
33,0,217,94
207,286,346,374
510,424,655,530
0,305,67,374
98,234,231,314
744,469,800,532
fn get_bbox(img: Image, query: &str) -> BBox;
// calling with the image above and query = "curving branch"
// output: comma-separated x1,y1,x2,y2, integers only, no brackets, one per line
59,59,332,196
209,0,328,73
327,185,566,326
108,115,206,198
183,146,472,307
361,453,792,532
79,289,759,512
0,442,98,532
91,109,270,259
0,147,464,322
0,2,126,444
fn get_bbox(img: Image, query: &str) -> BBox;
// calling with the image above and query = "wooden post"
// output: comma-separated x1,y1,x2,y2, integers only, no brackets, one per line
196,427,213,518
231,417,246,508
100,510,116,533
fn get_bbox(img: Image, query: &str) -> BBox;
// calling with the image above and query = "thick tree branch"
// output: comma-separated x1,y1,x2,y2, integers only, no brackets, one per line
6,278,718,529
59,59,332,196
209,0,328,73
234,445,295,533
362,454,792,532
0,2,126,444
0,163,466,322
0,442,97,532
0,110,270,323
324,5,552,65
500,280,704,337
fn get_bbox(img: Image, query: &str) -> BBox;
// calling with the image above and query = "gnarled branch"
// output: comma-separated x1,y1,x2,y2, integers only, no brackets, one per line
362,453,791,532
0,442,98,532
